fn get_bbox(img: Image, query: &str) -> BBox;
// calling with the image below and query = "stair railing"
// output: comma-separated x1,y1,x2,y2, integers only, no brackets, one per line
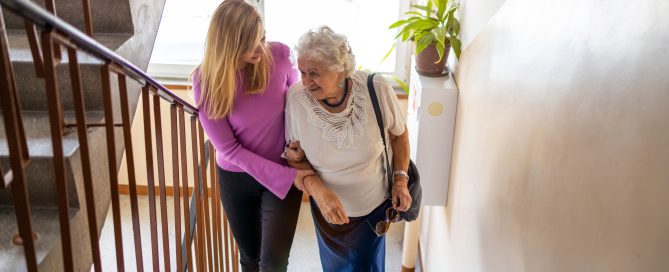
0,4,35,272
182,140,240,272
0,0,238,271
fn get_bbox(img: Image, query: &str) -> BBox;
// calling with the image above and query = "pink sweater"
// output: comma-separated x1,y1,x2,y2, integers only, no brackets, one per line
193,42,298,199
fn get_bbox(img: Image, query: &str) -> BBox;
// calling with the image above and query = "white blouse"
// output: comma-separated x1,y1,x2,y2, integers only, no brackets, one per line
285,70,407,217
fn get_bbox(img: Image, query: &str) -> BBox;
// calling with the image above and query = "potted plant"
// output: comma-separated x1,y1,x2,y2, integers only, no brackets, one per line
388,0,462,76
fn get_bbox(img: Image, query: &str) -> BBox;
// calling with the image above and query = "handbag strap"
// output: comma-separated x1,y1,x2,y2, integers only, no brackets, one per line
366,73,394,195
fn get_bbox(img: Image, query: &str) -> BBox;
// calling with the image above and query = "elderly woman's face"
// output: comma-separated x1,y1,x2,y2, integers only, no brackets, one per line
297,57,344,100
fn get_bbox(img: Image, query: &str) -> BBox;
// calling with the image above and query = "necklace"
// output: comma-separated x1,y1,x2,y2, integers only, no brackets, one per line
321,78,349,108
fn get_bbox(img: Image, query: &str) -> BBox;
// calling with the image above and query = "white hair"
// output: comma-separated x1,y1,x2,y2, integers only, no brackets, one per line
295,26,356,77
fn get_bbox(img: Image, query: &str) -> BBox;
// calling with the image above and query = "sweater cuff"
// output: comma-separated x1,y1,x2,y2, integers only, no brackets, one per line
269,167,297,199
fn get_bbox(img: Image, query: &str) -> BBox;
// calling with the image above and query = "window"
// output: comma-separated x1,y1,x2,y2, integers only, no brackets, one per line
148,0,410,84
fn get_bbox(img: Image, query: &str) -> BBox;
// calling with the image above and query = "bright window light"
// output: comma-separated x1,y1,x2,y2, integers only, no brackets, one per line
148,0,405,82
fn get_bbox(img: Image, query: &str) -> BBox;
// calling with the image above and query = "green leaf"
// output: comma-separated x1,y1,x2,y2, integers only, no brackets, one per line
402,19,438,33
435,42,445,63
402,30,412,42
403,11,423,17
437,0,447,20
382,43,396,62
429,17,441,25
389,75,410,95
389,20,407,29
443,3,459,22
426,0,433,17
411,4,433,15
415,33,435,55
434,26,447,47
445,7,457,34
451,18,461,36
394,29,404,40
405,16,420,22
449,36,462,59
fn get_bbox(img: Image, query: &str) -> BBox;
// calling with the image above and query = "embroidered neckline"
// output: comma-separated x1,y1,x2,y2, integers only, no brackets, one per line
298,79,369,149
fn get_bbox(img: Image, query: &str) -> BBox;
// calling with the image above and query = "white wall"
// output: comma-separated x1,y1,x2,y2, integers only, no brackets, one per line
422,0,669,271
459,0,506,48
419,0,506,270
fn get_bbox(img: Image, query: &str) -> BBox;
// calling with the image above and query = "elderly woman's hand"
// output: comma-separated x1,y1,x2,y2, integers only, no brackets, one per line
391,177,412,212
283,141,306,162
305,175,349,225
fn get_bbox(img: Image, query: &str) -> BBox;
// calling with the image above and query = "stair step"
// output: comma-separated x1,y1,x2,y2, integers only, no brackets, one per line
1,0,133,34
6,29,132,53
0,206,77,272
0,111,107,207
6,30,136,112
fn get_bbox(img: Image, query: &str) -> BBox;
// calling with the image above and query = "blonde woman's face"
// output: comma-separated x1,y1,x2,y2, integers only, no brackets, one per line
297,57,344,100
238,35,265,67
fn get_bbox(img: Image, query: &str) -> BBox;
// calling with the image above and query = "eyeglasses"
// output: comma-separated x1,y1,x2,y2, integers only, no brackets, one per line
370,208,401,237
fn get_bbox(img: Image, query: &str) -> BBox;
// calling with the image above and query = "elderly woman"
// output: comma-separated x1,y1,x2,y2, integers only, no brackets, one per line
283,26,411,271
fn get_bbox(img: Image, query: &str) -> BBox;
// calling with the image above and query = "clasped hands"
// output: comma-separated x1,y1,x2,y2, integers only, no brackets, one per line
284,141,349,225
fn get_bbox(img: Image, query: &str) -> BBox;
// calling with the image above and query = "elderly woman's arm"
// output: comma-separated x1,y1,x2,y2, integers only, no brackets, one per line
390,127,412,211
286,159,350,225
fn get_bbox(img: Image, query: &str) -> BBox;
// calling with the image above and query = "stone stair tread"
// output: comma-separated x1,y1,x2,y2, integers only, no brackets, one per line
1,0,133,34
0,111,105,159
0,206,77,272
6,30,132,63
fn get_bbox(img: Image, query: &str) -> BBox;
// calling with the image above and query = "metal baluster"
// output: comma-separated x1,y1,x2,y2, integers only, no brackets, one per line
178,106,194,271
81,0,93,36
0,9,37,270
170,104,184,272
99,63,126,271
198,124,214,271
41,29,73,272
152,90,172,272
115,70,145,272
210,143,222,272
23,21,44,77
66,44,102,271
190,116,204,271
141,83,161,271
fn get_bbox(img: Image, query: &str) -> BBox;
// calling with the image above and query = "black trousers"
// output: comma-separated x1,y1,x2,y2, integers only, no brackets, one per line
217,167,303,272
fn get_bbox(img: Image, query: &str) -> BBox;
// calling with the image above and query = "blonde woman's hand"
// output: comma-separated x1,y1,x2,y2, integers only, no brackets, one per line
391,178,412,212
283,141,306,162
306,176,349,225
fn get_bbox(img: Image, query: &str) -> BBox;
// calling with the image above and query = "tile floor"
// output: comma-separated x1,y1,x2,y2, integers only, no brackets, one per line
98,195,405,271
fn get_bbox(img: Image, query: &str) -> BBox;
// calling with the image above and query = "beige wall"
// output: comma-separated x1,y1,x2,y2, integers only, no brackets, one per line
423,0,669,271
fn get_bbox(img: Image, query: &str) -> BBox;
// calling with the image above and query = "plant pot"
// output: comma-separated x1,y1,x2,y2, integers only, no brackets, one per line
415,42,451,77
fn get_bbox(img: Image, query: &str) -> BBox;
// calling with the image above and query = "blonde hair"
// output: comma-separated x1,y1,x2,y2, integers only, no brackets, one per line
296,26,355,77
195,0,272,119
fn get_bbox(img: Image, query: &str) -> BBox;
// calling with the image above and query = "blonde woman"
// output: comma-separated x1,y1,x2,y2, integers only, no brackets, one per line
192,1,314,271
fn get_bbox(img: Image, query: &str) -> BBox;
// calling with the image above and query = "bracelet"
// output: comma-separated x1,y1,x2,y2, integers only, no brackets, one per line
393,170,409,181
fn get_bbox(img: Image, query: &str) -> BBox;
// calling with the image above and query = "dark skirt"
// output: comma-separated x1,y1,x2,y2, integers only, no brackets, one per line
310,198,391,272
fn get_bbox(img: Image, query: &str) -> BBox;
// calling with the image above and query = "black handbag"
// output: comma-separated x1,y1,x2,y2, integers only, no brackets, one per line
367,73,422,222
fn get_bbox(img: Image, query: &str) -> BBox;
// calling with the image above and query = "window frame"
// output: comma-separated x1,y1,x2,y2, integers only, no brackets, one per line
147,0,412,89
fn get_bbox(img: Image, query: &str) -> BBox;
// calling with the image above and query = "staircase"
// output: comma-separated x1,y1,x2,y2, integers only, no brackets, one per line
0,0,166,270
